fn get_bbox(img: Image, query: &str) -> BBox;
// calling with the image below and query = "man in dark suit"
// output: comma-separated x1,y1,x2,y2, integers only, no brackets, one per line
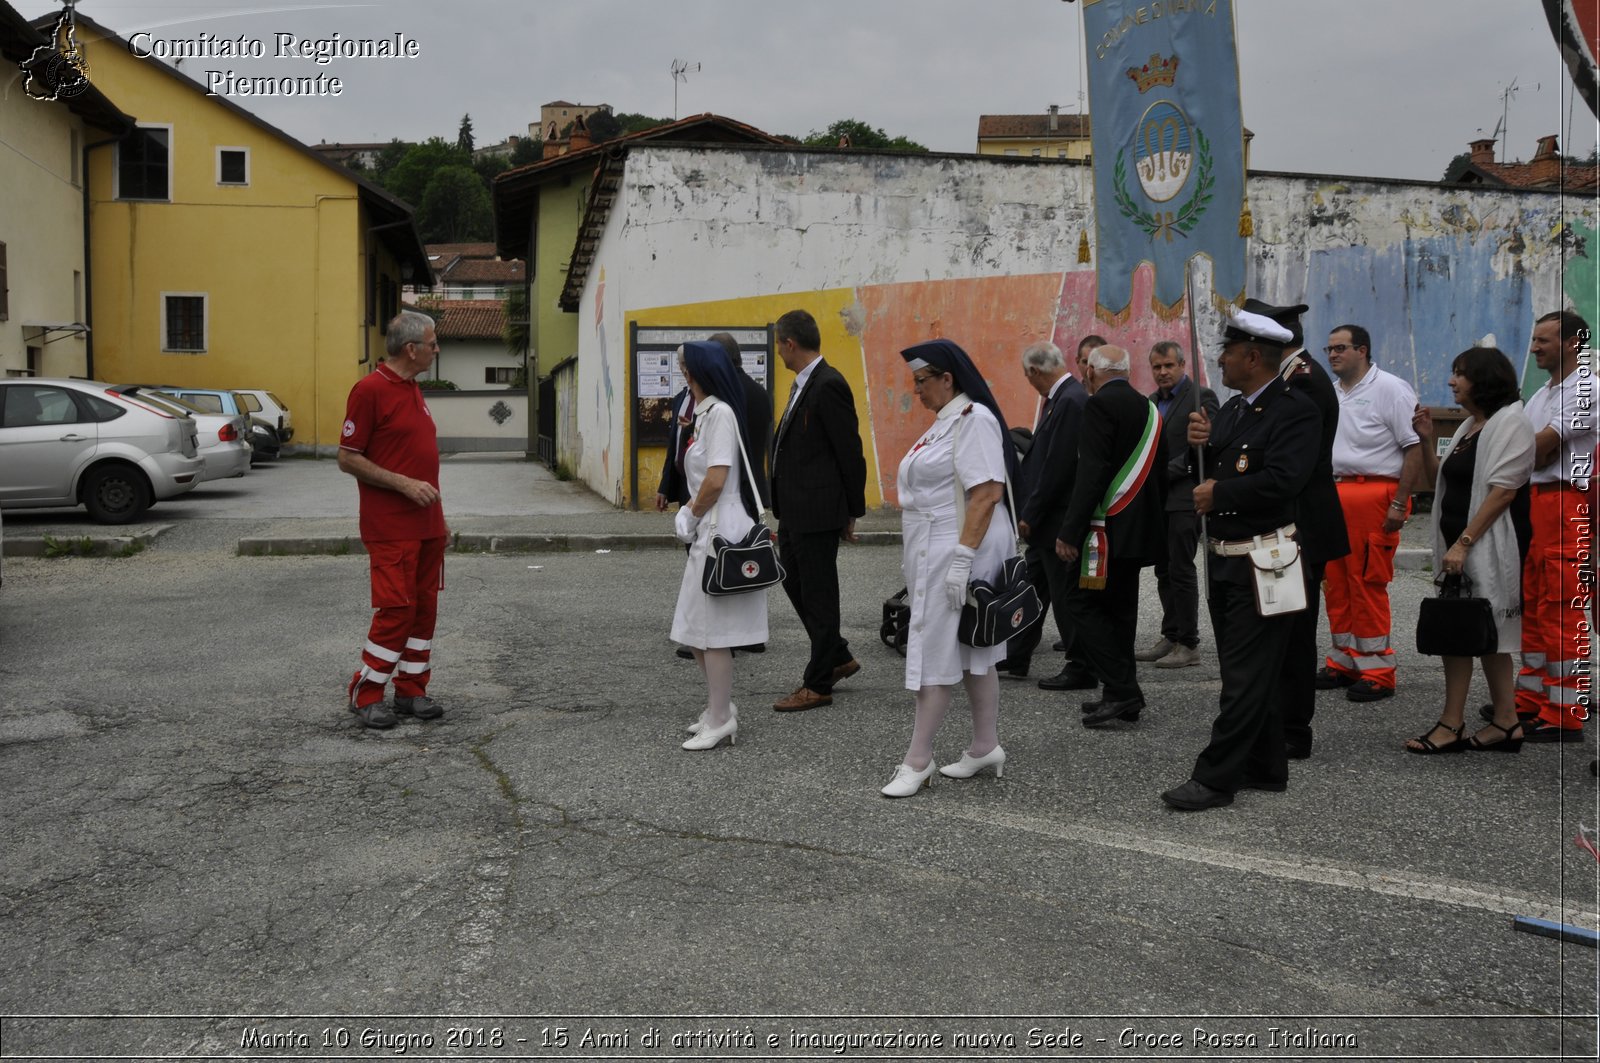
1009,341,1089,682
769,309,868,712
1056,345,1167,727
1162,309,1321,810
1137,341,1220,670
654,387,695,511
710,332,772,509
1248,300,1349,760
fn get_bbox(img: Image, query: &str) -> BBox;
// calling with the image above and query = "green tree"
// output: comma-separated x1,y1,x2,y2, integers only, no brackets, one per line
416,165,493,243
372,138,413,184
383,137,471,206
503,285,531,369
1441,150,1472,182
456,113,475,155
474,153,511,188
801,118,927,152
614,111,673,137
509,136,543,166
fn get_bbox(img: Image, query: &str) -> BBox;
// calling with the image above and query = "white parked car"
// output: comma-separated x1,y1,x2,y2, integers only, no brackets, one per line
115,387,251,482
234,389,293,443
0,378,203,523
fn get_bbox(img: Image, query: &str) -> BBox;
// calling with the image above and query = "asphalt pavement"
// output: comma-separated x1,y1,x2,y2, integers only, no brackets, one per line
0,454,1596,1060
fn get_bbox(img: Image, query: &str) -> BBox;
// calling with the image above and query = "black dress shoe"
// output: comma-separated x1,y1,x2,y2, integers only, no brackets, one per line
736,643,767,653
1083,697,1143,727
998,657,1031,678
1161,778,1234,810
1039,667,1097,691
1052,639,1065,652
1080,698,1102,714
1284,741,1312,760
675,646,694,660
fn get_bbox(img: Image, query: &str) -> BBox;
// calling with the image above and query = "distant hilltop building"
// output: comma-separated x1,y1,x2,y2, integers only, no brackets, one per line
405,243,523,302
1453,134,1599,193
534,99,606,142
977,104,1252,162
311,140,388,169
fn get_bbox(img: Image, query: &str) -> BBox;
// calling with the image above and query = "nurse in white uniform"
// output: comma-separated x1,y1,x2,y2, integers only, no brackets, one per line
669,341,769,751
883,339,1020,797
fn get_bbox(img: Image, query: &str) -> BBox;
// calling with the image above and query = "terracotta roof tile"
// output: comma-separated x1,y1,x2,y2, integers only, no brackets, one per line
977,114,1093,140
427,242,498,259
442,259,524,283
423,300,506,341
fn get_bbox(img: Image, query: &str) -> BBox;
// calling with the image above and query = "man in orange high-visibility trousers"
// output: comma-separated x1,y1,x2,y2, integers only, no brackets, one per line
337,310,450,730
1513,310,1597,742
1314,325,1425,703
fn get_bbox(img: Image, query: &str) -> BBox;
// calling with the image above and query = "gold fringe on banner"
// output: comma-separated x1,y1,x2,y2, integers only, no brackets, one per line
1211,289,1247,318
1095,302,1134,328
1152,290,1187,322
1238,197,1254,237
1077,229,1091,263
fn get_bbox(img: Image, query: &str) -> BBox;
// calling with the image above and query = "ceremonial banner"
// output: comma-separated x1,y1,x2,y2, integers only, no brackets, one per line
1082,0,1247,322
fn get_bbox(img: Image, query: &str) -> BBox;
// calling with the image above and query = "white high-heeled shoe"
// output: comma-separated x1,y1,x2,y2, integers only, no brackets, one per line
880,761,935,798
687,701,737,735
681,714,737,750
939,745,1006,779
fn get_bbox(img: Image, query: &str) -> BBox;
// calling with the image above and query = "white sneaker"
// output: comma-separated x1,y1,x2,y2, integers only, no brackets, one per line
1135,637,1175,662
880,761,935,798
1154,644,1200,669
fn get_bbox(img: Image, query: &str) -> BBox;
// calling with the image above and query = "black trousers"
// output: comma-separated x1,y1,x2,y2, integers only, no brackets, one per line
1280,560,1326,751
777,525,851,694
1155,511,1202,648
1059,558,1144,701
1191,573,1294,791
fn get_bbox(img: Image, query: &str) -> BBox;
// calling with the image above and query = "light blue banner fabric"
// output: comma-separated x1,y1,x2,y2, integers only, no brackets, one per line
1083,0,1247,320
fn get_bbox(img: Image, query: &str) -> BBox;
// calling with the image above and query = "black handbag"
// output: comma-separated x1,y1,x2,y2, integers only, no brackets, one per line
958,554,1043,648
880,587,910,656
1416,573,1497,657
700,418,786,596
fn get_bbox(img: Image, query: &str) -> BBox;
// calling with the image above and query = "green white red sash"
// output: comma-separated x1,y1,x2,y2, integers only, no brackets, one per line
1080,400,1161,590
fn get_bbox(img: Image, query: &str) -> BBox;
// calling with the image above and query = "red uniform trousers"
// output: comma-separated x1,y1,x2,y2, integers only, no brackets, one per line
1323,477,1404,689
349,536,447,709
1517,484,1593,730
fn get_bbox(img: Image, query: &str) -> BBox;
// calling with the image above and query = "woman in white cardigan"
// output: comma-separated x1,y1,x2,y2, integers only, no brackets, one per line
1406,347,1534,754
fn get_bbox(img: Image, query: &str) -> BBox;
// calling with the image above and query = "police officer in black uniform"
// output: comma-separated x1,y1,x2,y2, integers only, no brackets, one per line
1161,308,1321,811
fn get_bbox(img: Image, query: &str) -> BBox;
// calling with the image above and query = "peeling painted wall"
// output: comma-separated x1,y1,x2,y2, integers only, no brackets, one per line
572,144,1597,509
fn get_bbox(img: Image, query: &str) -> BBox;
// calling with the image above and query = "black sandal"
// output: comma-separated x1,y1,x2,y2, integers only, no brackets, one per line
1469,719,1525,753
1405,720,1468,755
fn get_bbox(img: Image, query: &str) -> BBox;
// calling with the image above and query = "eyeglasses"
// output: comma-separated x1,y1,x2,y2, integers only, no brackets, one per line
911,371,942,388
1323,343,1359,355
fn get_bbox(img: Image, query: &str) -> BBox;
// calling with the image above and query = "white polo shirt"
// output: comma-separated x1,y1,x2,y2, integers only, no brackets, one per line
1331,366,1420,477
1524,364,1597,489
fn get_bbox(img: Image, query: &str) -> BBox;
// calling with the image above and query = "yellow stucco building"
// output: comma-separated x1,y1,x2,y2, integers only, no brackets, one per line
61,13,430,449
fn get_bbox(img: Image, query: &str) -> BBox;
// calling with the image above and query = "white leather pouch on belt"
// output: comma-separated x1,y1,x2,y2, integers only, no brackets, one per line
1248,533,1307,617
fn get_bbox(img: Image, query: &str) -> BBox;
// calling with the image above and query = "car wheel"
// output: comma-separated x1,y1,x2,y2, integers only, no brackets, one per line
81,465,153,524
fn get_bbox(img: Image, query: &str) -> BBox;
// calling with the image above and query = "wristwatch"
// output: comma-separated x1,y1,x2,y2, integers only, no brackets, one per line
1458,532,1475,547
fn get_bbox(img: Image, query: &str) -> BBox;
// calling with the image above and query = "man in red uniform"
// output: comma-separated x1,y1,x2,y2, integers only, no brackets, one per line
338,310,449,729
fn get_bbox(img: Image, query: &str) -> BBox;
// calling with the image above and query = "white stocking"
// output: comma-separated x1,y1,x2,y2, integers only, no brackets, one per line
962,669,1000,757
904,684,953,770
701,648,733,728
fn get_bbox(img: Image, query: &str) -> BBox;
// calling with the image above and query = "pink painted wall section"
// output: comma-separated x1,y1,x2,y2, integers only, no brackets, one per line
852,267,1208,507
853,274,1063,506
1051,264,1208,394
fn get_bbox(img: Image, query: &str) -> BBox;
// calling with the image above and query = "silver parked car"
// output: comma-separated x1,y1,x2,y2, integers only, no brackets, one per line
0,379,204,523
116,387,251,482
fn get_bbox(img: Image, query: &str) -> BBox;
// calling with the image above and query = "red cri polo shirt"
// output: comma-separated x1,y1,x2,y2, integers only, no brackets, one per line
340,363,447,542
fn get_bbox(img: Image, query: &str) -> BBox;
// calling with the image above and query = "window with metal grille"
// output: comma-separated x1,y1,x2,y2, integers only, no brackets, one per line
118,127,170,200
163,294,206,352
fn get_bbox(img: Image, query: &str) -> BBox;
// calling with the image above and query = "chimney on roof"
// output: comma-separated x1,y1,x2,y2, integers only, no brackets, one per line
1469,137,1496,166
543,120,562,159
1528,133,1562,185
1048,104,1059,133
568,114,592,152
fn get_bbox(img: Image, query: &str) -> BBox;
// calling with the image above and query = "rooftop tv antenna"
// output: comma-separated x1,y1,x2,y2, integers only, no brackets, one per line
671,59,700,120
1498,79,1520,163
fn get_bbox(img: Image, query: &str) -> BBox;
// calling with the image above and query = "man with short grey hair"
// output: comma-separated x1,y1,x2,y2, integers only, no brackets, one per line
1010,340,1089,682
338,309,449,729
1137,340,1219,669
1056,345,1167,726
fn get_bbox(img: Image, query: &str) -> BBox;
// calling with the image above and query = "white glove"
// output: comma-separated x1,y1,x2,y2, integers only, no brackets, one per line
674,506,701,544
944,545,975,611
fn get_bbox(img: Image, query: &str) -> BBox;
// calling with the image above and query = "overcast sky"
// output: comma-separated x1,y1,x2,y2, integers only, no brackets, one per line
19,0,1599,181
